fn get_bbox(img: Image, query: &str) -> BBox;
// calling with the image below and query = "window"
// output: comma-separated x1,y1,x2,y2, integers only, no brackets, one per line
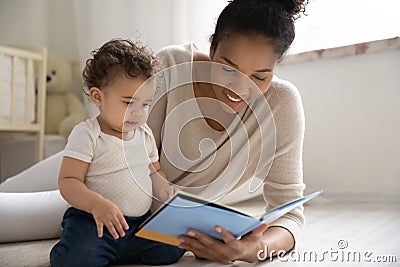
289,0,400,54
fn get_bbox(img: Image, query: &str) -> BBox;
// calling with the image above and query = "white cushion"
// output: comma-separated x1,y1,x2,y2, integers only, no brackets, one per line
0,151,63,193
0,190,68,243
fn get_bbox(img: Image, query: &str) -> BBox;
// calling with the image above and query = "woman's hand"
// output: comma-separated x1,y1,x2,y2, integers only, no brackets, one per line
178,223,269,264
90,198,129,239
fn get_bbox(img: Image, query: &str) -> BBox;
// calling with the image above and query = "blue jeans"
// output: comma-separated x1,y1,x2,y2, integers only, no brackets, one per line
50,207,185,267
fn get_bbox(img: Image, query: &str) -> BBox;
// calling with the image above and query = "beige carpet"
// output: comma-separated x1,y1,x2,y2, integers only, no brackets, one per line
1,198,399,267
0,239,57,267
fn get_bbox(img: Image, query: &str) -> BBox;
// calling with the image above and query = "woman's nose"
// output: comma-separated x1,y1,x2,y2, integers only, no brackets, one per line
231,74,252,96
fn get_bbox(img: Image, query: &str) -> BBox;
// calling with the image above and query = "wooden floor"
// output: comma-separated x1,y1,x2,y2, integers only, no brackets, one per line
268,198,400,267
1,196,399,266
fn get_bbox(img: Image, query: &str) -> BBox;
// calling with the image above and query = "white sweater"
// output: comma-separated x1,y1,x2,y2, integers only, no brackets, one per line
148,44,306,242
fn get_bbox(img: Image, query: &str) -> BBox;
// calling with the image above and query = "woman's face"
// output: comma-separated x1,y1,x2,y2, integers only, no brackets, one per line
209,34,278,113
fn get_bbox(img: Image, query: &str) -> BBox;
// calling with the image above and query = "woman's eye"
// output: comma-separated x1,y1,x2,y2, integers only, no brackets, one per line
143,103,151,108
254,76,267,82
222,66,237,73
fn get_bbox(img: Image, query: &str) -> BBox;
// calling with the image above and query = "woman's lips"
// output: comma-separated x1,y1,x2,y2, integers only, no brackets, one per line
224,90,249,105
226,93,241,103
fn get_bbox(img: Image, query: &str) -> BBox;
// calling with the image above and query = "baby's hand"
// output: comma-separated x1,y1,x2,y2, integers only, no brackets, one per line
162,185,179,201
152,176,178,202
169,186,180,198
90,198,129,239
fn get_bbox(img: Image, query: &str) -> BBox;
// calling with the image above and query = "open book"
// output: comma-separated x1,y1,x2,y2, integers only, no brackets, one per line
135,190,323,246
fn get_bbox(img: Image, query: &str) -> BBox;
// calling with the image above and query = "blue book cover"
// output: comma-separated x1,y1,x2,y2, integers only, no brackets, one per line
135,190,323,246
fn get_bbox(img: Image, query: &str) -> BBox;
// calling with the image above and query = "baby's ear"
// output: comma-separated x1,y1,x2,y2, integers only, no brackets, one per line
89,87,103,107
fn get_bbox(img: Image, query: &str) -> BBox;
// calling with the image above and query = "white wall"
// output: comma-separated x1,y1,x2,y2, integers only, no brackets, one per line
0,0,49,48
276,50,400,201
72,0,225,64
47,0,79,59
0,0,79,60
0,0,225,61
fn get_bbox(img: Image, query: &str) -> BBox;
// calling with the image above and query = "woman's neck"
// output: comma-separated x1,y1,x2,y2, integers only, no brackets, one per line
193,82,235,132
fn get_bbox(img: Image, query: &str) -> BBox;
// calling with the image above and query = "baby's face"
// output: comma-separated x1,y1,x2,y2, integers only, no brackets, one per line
122,78,156,134
98,74,155,138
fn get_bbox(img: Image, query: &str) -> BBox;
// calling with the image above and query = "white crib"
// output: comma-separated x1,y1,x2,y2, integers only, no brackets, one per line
0,45,47,161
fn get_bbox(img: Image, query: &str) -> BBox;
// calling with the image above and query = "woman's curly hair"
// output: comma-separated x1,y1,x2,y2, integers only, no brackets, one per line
210,0,309,60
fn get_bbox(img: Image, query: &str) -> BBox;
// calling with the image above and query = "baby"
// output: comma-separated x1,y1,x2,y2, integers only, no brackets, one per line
50,39,184,266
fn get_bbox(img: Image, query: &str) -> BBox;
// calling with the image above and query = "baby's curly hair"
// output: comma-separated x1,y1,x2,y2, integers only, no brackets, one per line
82,38,159,93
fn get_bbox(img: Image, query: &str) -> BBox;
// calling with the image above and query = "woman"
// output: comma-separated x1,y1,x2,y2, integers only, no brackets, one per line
0,0,307,264
146,0,307,263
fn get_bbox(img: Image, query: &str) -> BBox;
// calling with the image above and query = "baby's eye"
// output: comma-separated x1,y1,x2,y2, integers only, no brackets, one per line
222,66,237,73
124,101,133,106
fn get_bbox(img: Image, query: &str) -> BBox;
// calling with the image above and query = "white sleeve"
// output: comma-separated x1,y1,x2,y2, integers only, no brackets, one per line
63,121,94,163
262,79,306,244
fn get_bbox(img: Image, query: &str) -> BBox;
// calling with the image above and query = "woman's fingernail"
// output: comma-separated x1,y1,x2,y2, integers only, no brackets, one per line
178,238,185,243
215,226,222,233
187,230,196,237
